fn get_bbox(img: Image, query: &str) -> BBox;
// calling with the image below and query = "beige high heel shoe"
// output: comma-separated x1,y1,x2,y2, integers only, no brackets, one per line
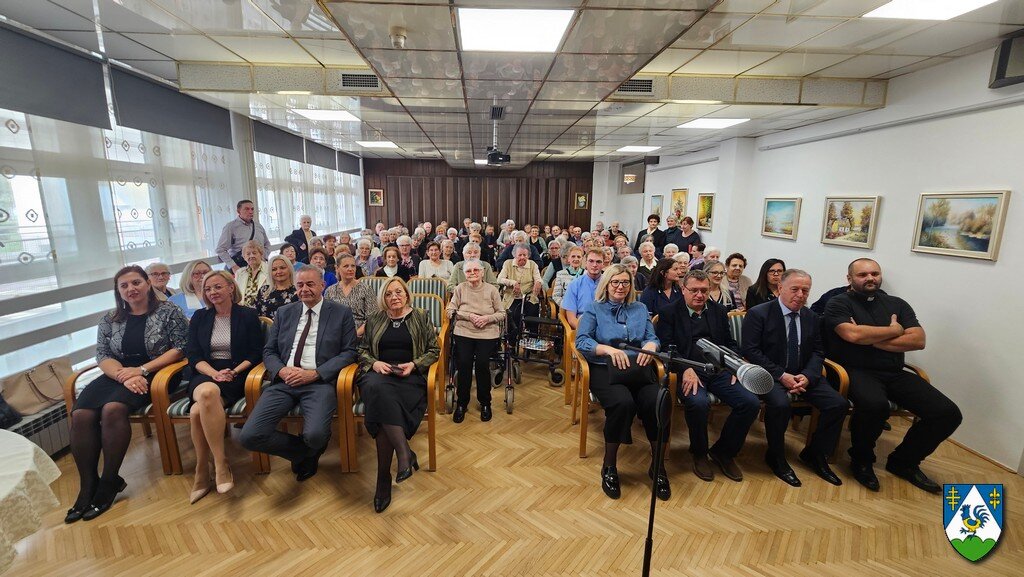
215,464,234,494
190,475,212,504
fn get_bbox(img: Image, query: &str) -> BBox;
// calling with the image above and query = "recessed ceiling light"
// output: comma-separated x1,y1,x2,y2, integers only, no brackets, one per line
616,145,660,153
293,109,360,122
458,8,574,52
276,90,312,95
672,100,723,105
864,0,998,20
474,159,489,165
677,118,750,129
356,141,399,149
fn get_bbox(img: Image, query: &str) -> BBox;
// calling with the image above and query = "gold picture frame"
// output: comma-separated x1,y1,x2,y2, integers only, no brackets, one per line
670,188,688,221
821,196,881,249
696,193,714,231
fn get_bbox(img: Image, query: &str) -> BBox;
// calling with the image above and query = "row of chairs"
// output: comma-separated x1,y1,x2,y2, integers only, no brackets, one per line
63,289,449,476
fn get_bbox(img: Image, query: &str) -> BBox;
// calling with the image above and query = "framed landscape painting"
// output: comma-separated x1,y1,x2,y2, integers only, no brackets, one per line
670,188,688,221
821,196,880,249
650,195,664,218
762,197,801,240
697,193,714,231
913,191,1010,261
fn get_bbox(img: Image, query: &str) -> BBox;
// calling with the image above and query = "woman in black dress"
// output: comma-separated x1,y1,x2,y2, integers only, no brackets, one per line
357,277,440,513
184,270,263,504
745,258,786,309
66,265,188,523
253,254,299,319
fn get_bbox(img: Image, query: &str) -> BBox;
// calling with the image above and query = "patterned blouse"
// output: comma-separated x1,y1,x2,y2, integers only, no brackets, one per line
96,300,188,363
253,285,299,319
324,280,376,328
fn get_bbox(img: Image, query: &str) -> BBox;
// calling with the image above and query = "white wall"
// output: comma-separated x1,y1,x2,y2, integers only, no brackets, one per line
596,48,1024,470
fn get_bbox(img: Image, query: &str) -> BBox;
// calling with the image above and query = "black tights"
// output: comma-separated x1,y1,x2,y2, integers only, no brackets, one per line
372,423,412,499
69,404,132,507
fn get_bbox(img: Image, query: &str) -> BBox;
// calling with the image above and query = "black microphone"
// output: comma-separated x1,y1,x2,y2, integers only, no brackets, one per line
695,338,774,395
616,343,716,373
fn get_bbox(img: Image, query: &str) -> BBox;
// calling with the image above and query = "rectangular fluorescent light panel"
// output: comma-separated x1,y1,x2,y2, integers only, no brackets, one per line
616,146,660,153
356,141,399,149
293,109,360,122
677,118,750,129
458,8,574,52
474,159,488,165
864,0,998,20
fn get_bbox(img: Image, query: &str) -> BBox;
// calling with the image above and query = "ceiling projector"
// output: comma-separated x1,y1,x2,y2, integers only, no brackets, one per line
486,146,510,166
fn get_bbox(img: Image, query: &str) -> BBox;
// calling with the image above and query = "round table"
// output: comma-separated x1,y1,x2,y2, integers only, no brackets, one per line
0,429,61,574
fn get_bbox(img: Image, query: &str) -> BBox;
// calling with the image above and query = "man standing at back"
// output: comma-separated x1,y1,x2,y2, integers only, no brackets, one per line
824,258,961,493
216,199,271,272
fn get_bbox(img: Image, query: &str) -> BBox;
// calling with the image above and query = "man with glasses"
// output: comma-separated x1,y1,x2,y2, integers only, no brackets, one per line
145,263,176,297
655,270,760,482
561,248,607,330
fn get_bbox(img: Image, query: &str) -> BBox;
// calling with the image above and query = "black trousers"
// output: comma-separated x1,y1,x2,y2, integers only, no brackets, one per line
239,381,336,463
846,367,962,468
455,335,498,407
506,299,539,347
761,378,847,462
589,362,667,445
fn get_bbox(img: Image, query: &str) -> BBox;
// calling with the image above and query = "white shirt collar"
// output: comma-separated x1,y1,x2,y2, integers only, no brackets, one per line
303,298,324,317
778,300,798,317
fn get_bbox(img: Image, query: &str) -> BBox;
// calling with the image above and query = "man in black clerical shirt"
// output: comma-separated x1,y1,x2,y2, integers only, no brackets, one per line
823,258,962,493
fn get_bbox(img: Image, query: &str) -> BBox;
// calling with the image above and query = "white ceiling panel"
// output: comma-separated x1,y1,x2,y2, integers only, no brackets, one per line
536,81,622,101
797,18,931,53
326,3,457,51
549,53,653,81
212,36,317,64
712,1,776,14
562,9,701,54
675,49,776,75
641,49,701,73
400,98,466,113
464,80,540,100
874,57,957,79
248,0,340,38
125,33,245,62
461,53,554,81
870,21,1021,57
814,54,927,78
954,0,1024,25
119,59,178,81
588,1,715,7
147,0,281,35
763,0,889,18
594,102,665,116
742,52,851,77
0,0,94,31
298,39,367,67
362,49,460,79
719,15,846,51
386,78,465,99
672,13,755,49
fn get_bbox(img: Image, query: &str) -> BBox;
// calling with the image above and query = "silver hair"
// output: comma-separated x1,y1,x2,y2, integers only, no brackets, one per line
620,255,638,266
462,258,484,272
663,243,679,253
462,241,481,255
397,235,412,245
357,238,373,249
513,242,531,256
295,264,324,281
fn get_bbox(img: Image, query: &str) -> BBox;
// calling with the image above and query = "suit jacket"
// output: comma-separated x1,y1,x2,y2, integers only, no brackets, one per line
655,299,739,365
186,304,264,371
633,227,666,255
263,299,357,384
741,301,823,385
284,228,316,263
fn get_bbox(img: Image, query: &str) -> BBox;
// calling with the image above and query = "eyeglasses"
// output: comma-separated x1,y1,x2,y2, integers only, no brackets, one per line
191,270,209,278
768,269,784,275
708,270,725,275
608,280,632,287
684,287,709,294
149,272,170,277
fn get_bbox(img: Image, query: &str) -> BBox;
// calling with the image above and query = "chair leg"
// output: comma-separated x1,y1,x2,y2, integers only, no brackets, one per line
427,398,437,473
578,383,589,458
141,421,153,438
164,419,184,475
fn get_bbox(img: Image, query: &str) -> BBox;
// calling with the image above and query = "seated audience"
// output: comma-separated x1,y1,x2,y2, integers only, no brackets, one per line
552,246,585,306
724,253,753,311
170,260,214,319
637,241,658,275
145,263,176,298
309,248,337,288
562,248,605,329
355,239,380,277
324,255,376,338
704,261,735,310
542,240,563,285
235,240,269,307
397,235,420,271
823,258,961,493
575,265,666,501
615,246,633,264
66,265,188,523
529,225,547,254
323,235,337,271
639,258,685,318
620,256,644,291
498,243,543,346
440,239,462,264
662,243,679,260
688,243,707,270
810,282,852,316
357,277,440,513
705,246,721,264
253,255,299,319
375,246,415,281
418,241,455,279
448,242,498,293
184,271,263,503
496,231,542,270
745,258,786,309
279,243,300,271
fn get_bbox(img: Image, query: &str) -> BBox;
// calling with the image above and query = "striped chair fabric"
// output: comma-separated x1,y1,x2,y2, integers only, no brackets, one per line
408,277,447,303
411,293,445,331
359,276,387,297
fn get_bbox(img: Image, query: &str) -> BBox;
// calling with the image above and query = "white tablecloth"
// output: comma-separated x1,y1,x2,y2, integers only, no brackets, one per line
0,429,61,574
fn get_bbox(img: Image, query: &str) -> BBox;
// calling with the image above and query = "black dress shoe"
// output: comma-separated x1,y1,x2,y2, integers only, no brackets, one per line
648,465,671,501
798,449,842,486
849,461,880,491
885,462,941,493
452,405,466,423
765,454,802,487
601,466,621,499
64,505,88,524
481,404,492,422
708,451,743,482
296,455,320,482
373,493,392,513
396,452,419,483
82,477,127,521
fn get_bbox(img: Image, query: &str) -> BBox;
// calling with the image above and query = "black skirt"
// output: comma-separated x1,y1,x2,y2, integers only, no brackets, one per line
358,371,427,439
74,373,154,412
186,359,249,408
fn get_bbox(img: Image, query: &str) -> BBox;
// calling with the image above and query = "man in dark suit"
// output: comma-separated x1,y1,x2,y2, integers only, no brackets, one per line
656,270,760,482
742,270,847,487
240,265,358,481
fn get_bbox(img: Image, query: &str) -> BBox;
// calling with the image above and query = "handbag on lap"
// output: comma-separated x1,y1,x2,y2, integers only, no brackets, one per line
0,356,72,416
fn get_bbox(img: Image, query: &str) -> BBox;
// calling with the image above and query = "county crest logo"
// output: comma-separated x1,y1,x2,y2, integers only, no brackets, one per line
943,484,1003,562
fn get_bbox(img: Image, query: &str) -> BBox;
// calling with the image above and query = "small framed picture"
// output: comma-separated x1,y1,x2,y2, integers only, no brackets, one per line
575,193,589,210
696,193,715,231
368,188,384,207
821,196,881,249
650,195,664,218
762,197,802,240
912,191,1010,261
670,188,687,221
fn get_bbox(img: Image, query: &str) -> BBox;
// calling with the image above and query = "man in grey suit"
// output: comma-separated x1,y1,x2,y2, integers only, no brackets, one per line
240,265,357,481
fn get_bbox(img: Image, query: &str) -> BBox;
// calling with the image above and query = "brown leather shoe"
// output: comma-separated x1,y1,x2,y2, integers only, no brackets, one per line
692,455,714,482
709,451,743,482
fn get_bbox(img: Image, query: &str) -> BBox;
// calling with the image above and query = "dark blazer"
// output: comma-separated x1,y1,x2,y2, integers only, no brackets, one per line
284,228,316,263
263,299,357,384
633,227,666,256
186,304,264,371
741,301,823,385
495,243,543,271
655,298,739,363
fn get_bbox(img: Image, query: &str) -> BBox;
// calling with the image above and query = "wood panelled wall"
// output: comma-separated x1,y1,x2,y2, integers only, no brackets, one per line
363,160,594,230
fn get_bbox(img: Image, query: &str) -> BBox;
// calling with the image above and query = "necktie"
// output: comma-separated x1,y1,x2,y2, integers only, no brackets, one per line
786,312,800,374
292,309,314,367
248,221,256,241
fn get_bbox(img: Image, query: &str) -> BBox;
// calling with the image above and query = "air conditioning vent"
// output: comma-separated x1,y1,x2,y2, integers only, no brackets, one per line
489,106,505,121
617,78,654,95
341,73,380,89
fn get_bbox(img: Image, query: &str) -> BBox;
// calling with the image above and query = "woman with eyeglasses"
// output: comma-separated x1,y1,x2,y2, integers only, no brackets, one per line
704,261,735,310
234,240,268,307
575,264,667,501
745,258,786,310
169,260,214,319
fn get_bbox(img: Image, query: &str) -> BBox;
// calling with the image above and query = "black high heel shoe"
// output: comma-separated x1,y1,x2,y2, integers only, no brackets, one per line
373,491,392,513
82,476,127,521
396,452,419,483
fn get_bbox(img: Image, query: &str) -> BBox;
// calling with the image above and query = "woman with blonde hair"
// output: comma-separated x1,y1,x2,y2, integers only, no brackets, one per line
170,260,213,319
253,255,299,319
235,240,268,307
183,270,263,503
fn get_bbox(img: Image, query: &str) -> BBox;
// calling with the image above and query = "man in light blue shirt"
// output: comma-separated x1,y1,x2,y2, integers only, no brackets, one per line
562,248,606,329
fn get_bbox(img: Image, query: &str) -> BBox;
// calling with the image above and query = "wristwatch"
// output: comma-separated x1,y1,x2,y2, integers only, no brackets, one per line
140,366,150,377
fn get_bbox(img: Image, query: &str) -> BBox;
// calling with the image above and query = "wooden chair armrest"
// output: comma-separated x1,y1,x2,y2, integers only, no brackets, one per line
427,361,438,407
150,360,189,415
903,363,930,383
336,363,359,419
823,358,849,399
244,363,268,415
64,363,98,415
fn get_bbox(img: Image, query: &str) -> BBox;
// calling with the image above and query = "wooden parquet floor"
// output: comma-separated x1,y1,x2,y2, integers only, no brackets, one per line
9,365,1024,576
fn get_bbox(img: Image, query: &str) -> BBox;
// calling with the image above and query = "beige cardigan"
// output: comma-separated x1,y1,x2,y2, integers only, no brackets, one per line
446,282,505,339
